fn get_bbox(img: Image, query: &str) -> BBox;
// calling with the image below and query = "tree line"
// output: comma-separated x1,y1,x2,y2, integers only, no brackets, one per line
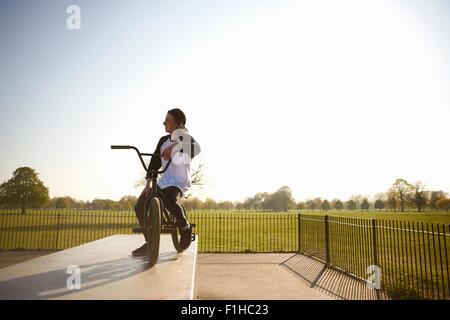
1,167,449,213
236,178,449,213
184,178,450,213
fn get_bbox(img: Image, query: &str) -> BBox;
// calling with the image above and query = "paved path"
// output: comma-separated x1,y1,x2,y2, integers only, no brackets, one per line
197,253,333,300
197,253,388,300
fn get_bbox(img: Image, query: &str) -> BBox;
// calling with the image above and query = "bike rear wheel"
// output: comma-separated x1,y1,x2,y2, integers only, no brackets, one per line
145,196,162,266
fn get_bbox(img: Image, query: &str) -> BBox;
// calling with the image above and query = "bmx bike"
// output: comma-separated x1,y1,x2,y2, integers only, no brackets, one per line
111,145,196,267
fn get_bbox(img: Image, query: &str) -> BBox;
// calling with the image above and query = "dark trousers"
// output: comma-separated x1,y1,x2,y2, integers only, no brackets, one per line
134,184,188,242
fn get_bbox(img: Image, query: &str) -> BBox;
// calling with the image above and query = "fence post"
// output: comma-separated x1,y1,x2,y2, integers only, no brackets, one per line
371,219,378,267
325,215,330,264
371,218,381,297
298,213,301,252
54,211,61,250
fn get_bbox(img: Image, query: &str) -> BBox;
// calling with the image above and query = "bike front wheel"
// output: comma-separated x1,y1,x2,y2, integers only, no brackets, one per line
145,196,162,267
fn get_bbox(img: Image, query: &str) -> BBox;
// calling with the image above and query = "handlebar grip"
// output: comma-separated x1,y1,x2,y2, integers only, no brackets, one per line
111,145,131,149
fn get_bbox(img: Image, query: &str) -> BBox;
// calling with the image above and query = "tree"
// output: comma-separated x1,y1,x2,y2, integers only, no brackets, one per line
242,196,253,210
253,192,267,210
374,192,387,211
313,197,322,210
305,199,318,211
204,198,217,210
54,196,76,209
260,186,295,212
361,198,370,211
374,192,387,201
429,191,447,211
217,201,234,210
333,199,344,211
296,202,306,210
386,188,397,212
392,178,412,212
119,195,138,210
321,199,330,211
436,198,450,212
374,199,385,210
349,194,364,210
273,186,296,212
410,181,428,212
0,167,49,214
243,192,268,210
346,200,356,211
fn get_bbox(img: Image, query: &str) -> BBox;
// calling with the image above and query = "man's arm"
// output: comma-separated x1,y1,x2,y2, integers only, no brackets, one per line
146,136,167,180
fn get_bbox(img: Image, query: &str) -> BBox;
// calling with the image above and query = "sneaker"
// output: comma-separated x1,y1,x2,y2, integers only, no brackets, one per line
179,224,193,251
132,243,148,256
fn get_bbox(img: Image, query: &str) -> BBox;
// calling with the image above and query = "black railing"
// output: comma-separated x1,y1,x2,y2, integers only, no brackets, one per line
298,214,449,300
0,209,138,250
0,209,448,299
189,212,298,252
0,210,299,252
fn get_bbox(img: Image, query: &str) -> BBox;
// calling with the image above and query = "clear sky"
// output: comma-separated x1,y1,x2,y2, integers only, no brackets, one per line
0,0,449,203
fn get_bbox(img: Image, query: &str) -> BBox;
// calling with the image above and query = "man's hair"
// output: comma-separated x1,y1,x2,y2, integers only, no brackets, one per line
167,108,186,128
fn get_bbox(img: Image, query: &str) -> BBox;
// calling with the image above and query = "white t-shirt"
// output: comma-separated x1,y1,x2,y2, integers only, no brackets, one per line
156,136,193,196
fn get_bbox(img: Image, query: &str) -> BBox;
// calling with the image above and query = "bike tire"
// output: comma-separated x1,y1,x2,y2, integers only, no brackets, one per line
171,228,184,252
146,196,161,267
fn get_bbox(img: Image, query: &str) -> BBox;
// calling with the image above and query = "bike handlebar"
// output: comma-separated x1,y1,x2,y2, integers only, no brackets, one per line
111,145,132,150
110,145,171,175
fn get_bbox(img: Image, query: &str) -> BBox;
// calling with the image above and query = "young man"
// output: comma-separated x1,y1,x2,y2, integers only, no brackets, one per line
132,108,201,256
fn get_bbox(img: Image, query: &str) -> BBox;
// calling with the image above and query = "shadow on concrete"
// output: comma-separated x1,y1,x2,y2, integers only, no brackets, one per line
280,253,390,300
0,252,178,299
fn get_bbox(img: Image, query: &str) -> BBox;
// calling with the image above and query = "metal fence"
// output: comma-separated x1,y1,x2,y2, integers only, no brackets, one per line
0,210,298,252
0,209,449,299
298,214,449,300
0,209,138,250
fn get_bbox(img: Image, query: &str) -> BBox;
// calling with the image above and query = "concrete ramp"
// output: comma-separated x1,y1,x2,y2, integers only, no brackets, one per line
0,235,198,300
